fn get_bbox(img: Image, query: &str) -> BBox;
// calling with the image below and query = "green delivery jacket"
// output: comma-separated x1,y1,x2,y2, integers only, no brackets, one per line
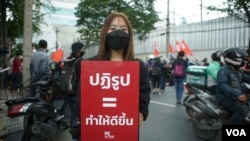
206,61,221,86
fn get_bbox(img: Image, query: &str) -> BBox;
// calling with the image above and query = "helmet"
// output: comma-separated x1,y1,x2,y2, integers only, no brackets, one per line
148,54,155,59
223,47,248,68
211,50,223,61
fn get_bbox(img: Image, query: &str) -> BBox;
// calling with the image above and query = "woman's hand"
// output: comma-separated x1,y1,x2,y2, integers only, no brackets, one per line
238,94,247,102
139,112,144,127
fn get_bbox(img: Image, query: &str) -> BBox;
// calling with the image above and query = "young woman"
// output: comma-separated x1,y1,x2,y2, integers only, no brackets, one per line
72,11,151,140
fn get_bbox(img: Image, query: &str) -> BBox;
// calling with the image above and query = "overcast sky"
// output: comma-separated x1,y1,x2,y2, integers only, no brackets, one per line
155,0,227,24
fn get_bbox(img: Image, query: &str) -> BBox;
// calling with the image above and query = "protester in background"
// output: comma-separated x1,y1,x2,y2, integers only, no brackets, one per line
171,51,187,104
151,57,162,95
11,52,22,95
194,58,201,66
146,54,155,82
206,50,223,94
202,57,209,66
51,47,64,79
66,41,84,141
31,45,37,54
159,56,167,93
30,39,50,97
51,47,64,63
7,55,14,89
185,58,190,66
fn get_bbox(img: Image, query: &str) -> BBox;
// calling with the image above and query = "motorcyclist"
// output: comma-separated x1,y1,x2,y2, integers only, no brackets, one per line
146,54,155,82
206,50,223,94
216,47,250,125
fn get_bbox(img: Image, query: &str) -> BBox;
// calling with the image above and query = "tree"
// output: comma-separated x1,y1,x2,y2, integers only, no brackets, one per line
0,0,55,48
75,0,160,46
207,0,250,23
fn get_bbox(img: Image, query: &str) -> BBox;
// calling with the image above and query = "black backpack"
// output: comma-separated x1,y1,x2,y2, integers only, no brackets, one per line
152,66,161,77
151,61,161,77
58,58,78,95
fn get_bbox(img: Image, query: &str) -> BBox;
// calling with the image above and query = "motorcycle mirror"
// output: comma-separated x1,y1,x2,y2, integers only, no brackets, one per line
241,82,250,94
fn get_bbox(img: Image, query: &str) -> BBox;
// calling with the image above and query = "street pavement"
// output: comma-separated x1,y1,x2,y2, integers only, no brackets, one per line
0,86,222,141
55,85,222,141
139,85,221,141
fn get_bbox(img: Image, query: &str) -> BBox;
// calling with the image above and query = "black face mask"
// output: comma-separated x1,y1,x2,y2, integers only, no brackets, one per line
106,30,129,50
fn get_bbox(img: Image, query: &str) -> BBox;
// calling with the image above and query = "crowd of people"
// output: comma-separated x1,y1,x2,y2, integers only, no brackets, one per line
154,46,250,125
8,52,22,96
145,55,167,95
144,50,213,104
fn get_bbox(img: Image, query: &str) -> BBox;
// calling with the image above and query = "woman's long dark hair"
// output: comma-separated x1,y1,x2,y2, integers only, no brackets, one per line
96,11,135,61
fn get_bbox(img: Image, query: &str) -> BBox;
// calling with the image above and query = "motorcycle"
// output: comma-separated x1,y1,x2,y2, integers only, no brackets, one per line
191,82,250,140
182,65,214,118
183,82,215,118
0,78,70,141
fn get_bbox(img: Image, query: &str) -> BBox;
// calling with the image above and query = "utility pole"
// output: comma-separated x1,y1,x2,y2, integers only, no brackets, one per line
55,27,59,49
200,0,203,22
172,10,175,26
166,0,170,57
22,0,33,86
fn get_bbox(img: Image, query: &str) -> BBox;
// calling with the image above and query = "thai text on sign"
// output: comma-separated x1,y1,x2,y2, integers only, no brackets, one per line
81,61,139,141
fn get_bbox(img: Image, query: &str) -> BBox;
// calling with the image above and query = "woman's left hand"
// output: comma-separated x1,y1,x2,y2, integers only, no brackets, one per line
139,112,144,127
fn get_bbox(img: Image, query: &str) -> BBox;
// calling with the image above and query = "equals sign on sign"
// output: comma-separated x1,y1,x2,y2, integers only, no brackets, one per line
102,97,117,108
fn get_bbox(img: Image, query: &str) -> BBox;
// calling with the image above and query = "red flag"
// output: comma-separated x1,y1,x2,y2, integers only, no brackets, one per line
168,44,174,53
181,40,193,56
175,41,182,52
154,41,160,57
51,48,64,63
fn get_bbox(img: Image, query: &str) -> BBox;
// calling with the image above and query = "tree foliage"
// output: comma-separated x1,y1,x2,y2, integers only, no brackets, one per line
207,0,250,23
11,43,38,56
75,0,160,46
1,0,55,43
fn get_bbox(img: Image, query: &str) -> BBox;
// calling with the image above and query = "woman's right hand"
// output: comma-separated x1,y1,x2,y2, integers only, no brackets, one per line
238,94,247,102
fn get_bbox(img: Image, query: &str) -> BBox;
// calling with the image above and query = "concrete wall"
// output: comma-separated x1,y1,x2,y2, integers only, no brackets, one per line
134,48,223,63
84,16,249,63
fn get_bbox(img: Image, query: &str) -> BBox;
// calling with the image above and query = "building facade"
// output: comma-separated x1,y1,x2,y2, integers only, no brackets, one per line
32,0,80,58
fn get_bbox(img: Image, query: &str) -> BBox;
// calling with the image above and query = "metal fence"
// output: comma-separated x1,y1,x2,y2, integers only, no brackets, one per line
84,15,250,59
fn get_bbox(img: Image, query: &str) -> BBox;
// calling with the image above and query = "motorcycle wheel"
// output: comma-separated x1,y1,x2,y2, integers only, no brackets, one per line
192,112,218,141
22,123,37,141
185,98,198,118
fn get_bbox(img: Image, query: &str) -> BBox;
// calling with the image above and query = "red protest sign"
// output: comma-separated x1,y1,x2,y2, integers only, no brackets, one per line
80,61,139,141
